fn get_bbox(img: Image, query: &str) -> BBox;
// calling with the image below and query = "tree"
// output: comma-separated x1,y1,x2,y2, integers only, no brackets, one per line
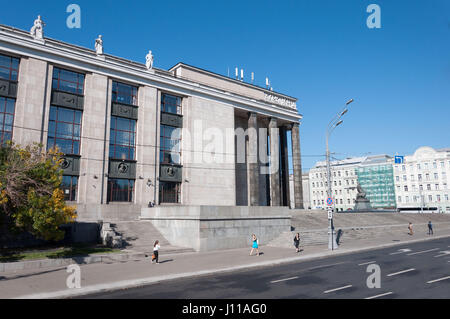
0,143,77,241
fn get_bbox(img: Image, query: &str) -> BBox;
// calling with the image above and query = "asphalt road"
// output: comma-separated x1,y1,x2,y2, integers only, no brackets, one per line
81,237,450,299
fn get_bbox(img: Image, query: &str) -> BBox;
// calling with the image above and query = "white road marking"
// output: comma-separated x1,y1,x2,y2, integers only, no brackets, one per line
389,249,412,255
407,248,440,256
324,285,353,294
270,277,299,284
427,276,450,284
365,292,393,299
358,261,377,266
387,268,415,277
307,261,347,271
434,251,450,258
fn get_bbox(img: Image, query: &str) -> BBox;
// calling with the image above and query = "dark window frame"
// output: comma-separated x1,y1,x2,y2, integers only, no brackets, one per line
161,93,182,115
160,124,181,165
47,105,82,155
52,67,85,95
0,54,19,81
62,175,78,201
112,81,138,106
159,181,181,204
109,116,137,161
107,178,135,203
0,96,15,144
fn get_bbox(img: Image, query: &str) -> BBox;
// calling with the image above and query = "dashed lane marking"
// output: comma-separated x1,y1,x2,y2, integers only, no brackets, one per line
407,248,440,256
387,268,415,277
358,261,376,266
389,249,412,255
270,277,299,284
324,285,353,294
434,251,450,258
307,261,347,271
427,276,450,284
365,292,393,299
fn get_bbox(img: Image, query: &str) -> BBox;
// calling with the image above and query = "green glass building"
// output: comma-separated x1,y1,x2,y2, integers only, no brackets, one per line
356,156,396,209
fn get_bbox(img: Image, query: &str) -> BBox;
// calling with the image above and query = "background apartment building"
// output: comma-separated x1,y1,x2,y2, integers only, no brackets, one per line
308,155,395,211
393,146,450,213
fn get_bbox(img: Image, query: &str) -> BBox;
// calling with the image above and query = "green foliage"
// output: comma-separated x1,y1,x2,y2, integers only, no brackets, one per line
0,142,77,241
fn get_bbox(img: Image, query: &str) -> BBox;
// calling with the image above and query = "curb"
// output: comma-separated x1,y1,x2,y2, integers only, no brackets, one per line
14,233,450,299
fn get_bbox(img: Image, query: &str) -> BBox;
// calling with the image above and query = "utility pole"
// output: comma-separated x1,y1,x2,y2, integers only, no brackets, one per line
326,99,355,250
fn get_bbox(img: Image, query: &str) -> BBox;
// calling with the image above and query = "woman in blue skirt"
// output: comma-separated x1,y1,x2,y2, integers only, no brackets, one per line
250,234,260,256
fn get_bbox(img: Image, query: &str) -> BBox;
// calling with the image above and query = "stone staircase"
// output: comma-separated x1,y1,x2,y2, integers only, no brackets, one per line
268,230,329,248
111,221,194,255
267,211,450,249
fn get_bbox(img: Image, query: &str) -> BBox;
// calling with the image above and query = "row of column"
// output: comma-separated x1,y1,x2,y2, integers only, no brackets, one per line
247,112,304,209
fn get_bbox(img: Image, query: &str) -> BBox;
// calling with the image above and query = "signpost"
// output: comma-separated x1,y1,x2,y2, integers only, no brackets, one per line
327,197,333,206
395,156,404,164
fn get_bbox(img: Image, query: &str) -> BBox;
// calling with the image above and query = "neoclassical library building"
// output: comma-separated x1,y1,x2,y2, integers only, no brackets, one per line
0,19,304,223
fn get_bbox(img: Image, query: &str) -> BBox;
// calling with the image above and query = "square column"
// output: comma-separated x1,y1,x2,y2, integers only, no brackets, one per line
269,118,281,206
291,123,304,209
280,125,291,207
247,112,259,206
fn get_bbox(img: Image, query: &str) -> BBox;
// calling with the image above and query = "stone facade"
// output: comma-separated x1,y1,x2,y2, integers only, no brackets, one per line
0,23,304,222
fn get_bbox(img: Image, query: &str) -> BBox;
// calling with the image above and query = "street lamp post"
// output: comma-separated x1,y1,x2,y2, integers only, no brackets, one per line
326,99,354,250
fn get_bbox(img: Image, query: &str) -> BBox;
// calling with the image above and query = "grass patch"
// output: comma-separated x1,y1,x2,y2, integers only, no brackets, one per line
0,245,121,263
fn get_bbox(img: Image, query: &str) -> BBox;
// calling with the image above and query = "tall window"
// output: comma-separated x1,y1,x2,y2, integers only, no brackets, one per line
0,54,19,144
47,106,82,154
108,81,138,203
107,179,134,202
109,116,136,160
112,81,138,106
52,67,85,95
159,182,181,204
0,54,19,81
0,97,15,144
62,175,78,201
49,67,85,203
161,93,182,115
159,93,183,204
160,124,181,165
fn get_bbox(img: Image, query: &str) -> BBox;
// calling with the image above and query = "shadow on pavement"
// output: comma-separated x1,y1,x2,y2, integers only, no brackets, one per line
0,267,65,281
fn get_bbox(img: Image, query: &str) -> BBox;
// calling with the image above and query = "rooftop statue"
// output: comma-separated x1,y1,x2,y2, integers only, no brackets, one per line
95,35,103,55
145,50,154,70
30,15,45,40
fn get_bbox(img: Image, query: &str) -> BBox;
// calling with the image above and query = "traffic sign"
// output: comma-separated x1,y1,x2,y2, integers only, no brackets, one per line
395,156,404,164
327,209,333,220
327,198,333,206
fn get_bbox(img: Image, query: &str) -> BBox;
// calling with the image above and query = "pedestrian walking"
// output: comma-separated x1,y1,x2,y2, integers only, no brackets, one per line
250,234,260,256
428,221,434,235
152,240,160,264
408,223,413,236
294,233,301,253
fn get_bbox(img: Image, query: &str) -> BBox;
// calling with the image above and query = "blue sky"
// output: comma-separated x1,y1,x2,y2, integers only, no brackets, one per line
1,0,449,172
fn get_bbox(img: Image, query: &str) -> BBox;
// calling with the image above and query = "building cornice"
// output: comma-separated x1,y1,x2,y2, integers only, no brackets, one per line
0,24,302,123
169,62,298,102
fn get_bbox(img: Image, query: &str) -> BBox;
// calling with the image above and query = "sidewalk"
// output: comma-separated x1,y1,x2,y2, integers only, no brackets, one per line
1,228,449,299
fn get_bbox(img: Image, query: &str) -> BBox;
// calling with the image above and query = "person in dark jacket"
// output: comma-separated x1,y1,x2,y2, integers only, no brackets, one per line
428,221,434,235
294,233,301,253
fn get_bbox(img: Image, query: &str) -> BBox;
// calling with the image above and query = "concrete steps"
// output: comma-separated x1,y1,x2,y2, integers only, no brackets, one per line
291,210,450,231
268,231,329,248
268,211,450,248
111,221,194,255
